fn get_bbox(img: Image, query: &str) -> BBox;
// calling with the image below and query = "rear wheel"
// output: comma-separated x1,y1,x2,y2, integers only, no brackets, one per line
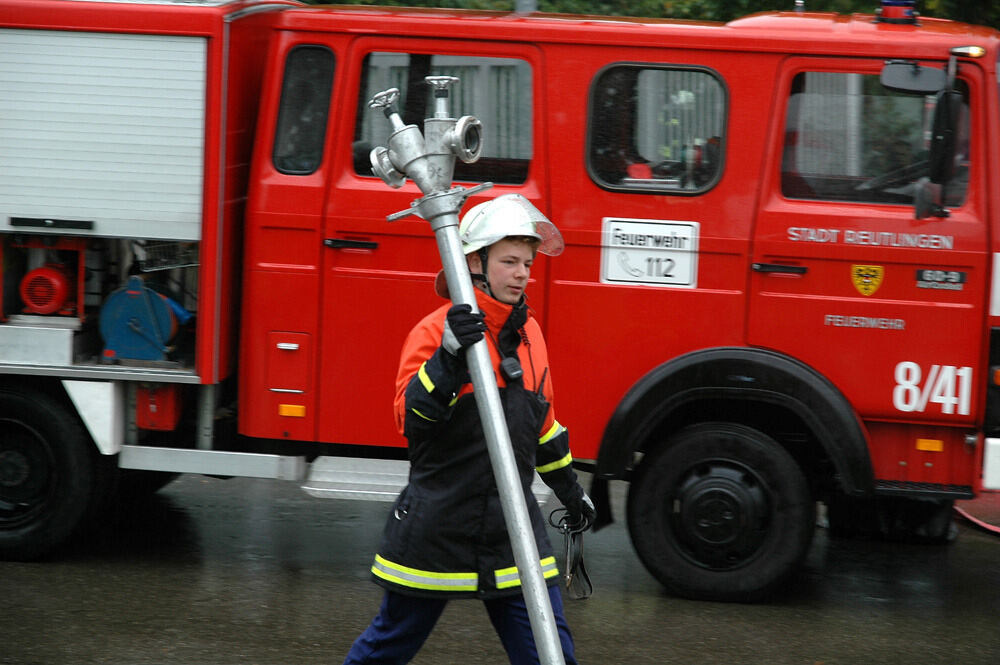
0,387,101,560
627,422,814,602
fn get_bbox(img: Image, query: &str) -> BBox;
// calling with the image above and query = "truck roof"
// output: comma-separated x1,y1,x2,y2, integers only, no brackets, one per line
37,0,262,5
278,5,999,64
3,1,997,66
0,0,299,32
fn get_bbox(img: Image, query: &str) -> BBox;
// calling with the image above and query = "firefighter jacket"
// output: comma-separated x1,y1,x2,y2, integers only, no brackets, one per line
370,289,585,599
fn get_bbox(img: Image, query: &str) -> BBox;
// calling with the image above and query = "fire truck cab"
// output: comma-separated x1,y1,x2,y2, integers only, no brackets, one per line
1,0,998,602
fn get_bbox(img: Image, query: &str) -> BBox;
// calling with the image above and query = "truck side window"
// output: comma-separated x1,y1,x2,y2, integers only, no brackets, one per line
781,72,970,206
588,65,725,193
354,53,532,184
273,45,335,175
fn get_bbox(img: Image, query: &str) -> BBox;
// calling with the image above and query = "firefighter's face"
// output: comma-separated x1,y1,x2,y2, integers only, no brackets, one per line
470,237,537,305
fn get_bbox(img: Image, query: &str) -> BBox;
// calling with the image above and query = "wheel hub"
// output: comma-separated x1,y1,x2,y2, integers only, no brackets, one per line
672,462,770,569
0,449,30,488
687,491,740,545
0,427,52,513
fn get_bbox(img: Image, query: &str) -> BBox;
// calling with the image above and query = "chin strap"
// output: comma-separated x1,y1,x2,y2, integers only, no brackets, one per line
473,247,494,298
468,266,492,298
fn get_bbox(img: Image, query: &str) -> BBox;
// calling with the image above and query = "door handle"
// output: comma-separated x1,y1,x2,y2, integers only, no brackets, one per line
752,262,808,275
324,238,378,250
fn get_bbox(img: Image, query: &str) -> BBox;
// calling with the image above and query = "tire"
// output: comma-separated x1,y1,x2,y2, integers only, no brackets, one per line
627,422,815,602
0,387,101,560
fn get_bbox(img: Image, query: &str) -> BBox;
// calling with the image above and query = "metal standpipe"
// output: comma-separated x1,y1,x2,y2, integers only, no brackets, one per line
369,80,566,665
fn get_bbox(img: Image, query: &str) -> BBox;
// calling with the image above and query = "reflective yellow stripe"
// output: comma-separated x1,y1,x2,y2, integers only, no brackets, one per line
538,421,565,445
536,452,573,474
418,362,435,393
410,408,436,422
371,554,478,592
494,556,559,589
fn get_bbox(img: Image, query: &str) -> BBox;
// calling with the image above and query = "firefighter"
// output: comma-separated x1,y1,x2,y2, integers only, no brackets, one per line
342,194,594,665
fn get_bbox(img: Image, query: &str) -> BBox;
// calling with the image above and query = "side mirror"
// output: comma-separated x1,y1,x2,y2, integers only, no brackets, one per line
880,61,945,94
882,49,979,220
914,177,947,219
928,89,963,185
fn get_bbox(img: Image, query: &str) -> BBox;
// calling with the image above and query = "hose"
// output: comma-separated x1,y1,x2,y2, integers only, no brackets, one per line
953,503,1000,536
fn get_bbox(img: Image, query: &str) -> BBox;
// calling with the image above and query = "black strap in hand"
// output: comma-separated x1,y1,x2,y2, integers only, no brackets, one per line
563,524,593,600
550,507,594,600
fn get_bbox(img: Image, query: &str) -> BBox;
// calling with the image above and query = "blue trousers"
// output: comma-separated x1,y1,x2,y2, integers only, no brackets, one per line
342,585,578,665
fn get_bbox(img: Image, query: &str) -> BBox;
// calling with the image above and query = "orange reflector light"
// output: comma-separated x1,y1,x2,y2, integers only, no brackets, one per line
279,404,306,417
916,438,944,452
993,367,1000,386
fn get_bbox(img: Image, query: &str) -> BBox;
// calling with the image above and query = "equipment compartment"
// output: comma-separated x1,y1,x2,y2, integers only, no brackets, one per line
0,235,198,372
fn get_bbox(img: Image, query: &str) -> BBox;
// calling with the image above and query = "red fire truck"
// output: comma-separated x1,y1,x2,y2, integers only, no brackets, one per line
1,0,998,601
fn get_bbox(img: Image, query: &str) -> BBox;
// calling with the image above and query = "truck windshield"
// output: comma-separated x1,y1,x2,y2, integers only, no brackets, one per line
782,71,969,207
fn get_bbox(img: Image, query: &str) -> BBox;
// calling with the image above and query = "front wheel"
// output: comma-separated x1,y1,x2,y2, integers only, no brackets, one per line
627,422,814,602
0,387,102,560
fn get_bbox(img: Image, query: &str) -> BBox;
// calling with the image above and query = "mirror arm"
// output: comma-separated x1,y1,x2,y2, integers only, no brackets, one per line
945,54,958,92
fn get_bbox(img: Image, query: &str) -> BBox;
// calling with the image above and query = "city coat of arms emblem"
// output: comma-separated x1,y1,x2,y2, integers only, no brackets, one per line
851,265,884,296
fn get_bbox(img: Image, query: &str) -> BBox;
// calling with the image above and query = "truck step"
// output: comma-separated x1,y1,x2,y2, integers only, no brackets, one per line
302,456,554,506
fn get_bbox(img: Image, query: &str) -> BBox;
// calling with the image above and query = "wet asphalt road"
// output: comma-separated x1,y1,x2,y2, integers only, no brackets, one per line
3,474,999,665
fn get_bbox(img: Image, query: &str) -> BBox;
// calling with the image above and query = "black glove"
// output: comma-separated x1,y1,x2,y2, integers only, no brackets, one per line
566,492,596,532
442,304,486,356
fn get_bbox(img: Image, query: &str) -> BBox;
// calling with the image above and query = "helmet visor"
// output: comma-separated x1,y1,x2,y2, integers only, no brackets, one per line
459,194,564,256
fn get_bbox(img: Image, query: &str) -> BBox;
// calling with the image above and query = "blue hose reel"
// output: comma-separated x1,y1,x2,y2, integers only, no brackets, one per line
99,276,192,362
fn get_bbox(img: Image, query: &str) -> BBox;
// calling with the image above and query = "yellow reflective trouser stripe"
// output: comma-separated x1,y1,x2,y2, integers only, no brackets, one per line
538,421,565,445
371,554,478,592
536,452,573,474
418,363,435,393
495,556,559,589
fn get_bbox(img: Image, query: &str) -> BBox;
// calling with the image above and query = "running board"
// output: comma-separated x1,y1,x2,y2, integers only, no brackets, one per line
302,456,554,505
118,447,554,506
119,445,306,480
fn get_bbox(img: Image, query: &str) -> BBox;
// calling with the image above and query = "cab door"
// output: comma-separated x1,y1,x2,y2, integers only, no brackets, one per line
748,58,986,458
315,39,547,448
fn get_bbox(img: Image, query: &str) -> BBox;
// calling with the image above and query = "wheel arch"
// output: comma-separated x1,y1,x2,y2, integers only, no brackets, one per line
0,375,122,455
592,347,874,521
0,374,74,408
0,375,102,448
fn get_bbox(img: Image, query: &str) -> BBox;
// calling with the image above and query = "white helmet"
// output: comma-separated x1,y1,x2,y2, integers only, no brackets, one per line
458,194,564,257
433,194,563,299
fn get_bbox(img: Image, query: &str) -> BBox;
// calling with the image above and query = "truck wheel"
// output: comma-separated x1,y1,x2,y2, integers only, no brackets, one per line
627,422,814,602
0,388,98,560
